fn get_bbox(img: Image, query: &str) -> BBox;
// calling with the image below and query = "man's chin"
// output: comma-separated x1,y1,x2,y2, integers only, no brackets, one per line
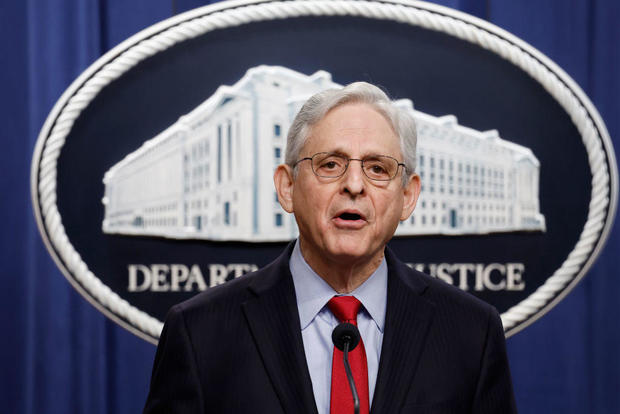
324,238,382,263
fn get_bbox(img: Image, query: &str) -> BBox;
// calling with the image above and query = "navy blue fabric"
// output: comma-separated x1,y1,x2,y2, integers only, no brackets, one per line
0,0,618,413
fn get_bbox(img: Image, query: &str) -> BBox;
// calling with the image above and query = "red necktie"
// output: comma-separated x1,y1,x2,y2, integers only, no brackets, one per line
328,296,370,414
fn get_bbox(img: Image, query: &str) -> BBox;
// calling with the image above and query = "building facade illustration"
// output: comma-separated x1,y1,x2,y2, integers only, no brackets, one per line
102,65,545,241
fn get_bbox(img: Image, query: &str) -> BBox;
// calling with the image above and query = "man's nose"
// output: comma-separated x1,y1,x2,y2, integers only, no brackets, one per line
342,159,365,196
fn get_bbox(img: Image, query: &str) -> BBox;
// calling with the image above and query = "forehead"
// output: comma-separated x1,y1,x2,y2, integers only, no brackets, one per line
304,103,401,157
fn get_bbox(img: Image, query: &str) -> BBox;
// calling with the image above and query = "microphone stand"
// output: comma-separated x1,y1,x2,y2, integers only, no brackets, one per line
333,323,362,414
342,338,360,414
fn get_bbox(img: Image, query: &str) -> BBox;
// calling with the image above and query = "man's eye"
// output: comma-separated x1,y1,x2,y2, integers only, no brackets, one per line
365,161,389,177
319,159,342,170
370,165,387,174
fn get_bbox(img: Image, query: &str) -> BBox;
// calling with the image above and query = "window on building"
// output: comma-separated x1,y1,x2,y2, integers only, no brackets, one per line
236,120,241,165
224,202,230,225
228,121,233,180
217,125,222,183
274,124,281,137
275,213,283,227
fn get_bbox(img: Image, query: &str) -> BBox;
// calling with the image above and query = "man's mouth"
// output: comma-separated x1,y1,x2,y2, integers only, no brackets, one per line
339,212,363,221
333,210,367,228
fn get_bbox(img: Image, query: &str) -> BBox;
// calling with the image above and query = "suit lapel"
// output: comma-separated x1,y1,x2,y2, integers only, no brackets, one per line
371,249,436,414
242,246,318,414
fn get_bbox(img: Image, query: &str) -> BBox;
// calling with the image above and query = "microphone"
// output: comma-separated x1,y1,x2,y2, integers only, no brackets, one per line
332,323,361,414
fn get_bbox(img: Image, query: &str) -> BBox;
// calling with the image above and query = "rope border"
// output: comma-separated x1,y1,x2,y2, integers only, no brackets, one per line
31,0,618,342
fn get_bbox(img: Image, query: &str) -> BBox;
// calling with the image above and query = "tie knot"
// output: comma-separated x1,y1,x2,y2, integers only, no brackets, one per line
328,296,362,324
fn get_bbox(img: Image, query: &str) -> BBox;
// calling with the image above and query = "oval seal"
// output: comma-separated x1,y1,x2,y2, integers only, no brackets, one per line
31,0,618,343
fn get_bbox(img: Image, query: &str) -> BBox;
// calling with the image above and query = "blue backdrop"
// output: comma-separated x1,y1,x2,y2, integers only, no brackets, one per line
1,0,618,413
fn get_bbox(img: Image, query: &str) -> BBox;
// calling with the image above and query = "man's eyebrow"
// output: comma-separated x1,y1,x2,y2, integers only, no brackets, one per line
321,149,386,158
324,149,348,157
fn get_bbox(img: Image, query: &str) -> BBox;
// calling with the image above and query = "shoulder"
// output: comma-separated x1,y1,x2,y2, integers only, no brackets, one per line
386,248,500,330
165,245,291,326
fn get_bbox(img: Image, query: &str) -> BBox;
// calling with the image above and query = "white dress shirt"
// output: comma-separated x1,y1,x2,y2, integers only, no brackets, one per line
289,240,388,414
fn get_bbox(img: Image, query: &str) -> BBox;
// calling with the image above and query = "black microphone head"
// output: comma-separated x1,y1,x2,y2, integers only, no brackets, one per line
332,323,361,352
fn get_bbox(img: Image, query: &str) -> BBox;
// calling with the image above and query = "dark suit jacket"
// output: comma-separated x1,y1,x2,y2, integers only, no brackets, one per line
143,244,517,413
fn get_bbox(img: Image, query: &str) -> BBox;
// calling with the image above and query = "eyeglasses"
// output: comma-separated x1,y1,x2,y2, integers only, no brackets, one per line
294,152,406,181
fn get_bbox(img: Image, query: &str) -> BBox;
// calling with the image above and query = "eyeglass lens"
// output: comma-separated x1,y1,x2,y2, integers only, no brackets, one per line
311,152,398,181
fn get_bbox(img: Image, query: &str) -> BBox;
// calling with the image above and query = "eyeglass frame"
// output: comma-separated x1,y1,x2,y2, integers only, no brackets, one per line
293,152,407,182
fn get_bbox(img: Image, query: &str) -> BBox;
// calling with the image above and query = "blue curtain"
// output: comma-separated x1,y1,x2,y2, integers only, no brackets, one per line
1,0,618,413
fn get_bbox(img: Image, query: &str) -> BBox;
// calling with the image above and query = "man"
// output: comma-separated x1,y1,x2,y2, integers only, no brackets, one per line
143,82,517,413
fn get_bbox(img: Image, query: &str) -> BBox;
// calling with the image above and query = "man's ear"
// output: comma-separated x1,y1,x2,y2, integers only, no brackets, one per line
274,164,295,213
400,173,421,221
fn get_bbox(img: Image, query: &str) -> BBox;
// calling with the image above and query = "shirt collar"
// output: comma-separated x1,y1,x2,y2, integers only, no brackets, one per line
290,239,387,333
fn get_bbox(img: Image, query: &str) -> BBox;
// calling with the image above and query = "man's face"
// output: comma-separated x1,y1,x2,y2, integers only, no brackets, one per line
275,103,420,267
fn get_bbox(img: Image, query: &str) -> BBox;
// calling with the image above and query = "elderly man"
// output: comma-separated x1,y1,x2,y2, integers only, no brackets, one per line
143,82,517,413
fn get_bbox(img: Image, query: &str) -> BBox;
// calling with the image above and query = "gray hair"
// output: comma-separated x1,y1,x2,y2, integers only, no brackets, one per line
285,81,417,185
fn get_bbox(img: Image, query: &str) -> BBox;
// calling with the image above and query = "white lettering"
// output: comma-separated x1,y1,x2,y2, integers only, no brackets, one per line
151,264,170,291
455,263,474,291
127,263,259,292
209,264,228,287
170,264,189,291
506,263,525,291
186,265,207,291
481,263,506,291
405,262,527,292
436,263,454,285
128,264,151,292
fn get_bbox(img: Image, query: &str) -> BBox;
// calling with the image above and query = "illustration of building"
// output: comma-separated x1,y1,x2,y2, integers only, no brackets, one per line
102,65,545,241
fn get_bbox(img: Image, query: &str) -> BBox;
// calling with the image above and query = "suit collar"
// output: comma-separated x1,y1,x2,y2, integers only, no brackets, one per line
243,243,319,414
290,239,389,332
246,242,296,296
371,247,436,414
243,244,436,414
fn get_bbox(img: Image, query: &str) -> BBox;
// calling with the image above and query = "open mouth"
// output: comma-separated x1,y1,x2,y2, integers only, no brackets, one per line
333,210,366,229
339,212,363,221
